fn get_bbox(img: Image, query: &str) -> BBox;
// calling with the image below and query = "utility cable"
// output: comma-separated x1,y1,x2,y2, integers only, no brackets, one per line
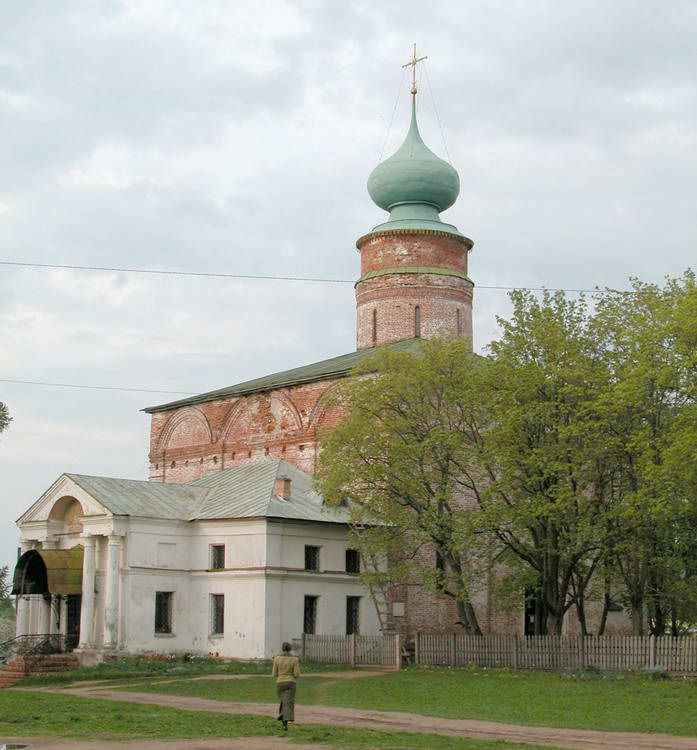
0,260,629,294
0,378,193,395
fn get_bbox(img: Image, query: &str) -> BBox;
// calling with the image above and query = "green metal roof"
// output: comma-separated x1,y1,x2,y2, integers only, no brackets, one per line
66,473,208,519
144,337,424,414
189,459,350,524
55,461,352,525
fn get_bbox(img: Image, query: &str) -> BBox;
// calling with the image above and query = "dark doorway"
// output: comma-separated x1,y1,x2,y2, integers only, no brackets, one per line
66,594,81,651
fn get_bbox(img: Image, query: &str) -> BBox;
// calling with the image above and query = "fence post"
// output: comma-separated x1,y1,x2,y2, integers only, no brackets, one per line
395,633,402,670
649,634,656,669
301,632,306,661
449,632,457,666
349,633,356,667
415,632,420,666
511,634,518,670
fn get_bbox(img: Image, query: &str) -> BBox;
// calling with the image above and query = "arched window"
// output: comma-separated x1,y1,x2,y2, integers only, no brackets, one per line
414,306,421,338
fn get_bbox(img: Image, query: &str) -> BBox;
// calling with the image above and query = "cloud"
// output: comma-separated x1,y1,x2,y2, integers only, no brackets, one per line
2,0,697,569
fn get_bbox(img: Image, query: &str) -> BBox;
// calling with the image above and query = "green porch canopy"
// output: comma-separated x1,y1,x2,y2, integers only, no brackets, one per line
12,547,84,595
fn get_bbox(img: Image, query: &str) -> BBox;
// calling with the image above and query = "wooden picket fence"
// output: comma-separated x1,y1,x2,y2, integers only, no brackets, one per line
301,633,400,667
415,633,697,673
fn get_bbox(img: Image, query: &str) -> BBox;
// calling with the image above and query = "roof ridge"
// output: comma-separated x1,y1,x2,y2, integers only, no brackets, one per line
144,338,423,414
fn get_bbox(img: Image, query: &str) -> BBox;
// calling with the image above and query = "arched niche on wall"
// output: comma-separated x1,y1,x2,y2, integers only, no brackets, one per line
158,407,214,451
221,393,303,445
48,496,85,534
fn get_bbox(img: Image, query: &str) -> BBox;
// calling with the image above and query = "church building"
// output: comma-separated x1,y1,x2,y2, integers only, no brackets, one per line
12,65,516,663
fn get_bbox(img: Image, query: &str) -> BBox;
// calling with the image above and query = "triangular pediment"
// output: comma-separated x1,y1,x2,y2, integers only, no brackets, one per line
17,473,112,525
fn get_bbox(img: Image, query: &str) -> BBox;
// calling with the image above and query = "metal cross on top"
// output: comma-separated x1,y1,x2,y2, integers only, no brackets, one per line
402,44,428,101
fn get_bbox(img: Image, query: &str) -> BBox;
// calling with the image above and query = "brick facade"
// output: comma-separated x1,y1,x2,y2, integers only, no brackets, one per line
355,230,474,349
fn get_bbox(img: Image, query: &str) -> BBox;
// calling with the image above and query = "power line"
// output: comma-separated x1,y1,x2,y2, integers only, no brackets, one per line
0,378,193,395
0,260,626,294
0,260,350,284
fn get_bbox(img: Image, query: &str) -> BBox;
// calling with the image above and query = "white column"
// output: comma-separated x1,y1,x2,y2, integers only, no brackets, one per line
103,535,122,648
15,596,30,637
78,535,96,649
38,595,51,635
49,595,59,635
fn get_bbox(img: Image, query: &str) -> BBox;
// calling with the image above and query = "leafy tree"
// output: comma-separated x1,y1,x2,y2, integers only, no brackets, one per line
591,272,697,634
0,402,10,435
316,338,486,634
456,291,613,635
0,566,13,618
318,273,696,636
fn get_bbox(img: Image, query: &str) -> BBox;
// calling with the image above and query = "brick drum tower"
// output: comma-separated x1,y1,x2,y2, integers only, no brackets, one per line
355,92,473,350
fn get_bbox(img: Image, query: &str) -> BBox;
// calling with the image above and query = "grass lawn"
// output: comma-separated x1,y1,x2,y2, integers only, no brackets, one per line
118,666,697,737
18,655,349,686
0,690,560,750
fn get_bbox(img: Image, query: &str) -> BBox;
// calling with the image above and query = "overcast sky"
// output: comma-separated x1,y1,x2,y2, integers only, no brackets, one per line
2,0,696,572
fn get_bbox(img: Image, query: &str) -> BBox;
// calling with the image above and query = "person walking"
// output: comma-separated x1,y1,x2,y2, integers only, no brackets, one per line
272,641,300,731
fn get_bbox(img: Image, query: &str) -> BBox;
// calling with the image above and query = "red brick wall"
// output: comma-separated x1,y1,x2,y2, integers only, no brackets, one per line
148,378,344,482
355,231,473,350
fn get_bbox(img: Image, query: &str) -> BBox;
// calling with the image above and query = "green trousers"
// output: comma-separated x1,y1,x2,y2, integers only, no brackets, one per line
276,680,296,722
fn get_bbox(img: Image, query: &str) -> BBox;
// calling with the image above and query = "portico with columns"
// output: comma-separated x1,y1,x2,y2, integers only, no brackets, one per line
12,475,127,660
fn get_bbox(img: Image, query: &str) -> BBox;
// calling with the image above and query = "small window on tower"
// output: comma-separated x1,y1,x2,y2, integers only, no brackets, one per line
456,308,462,335
372,308,377,345
415,305,421,338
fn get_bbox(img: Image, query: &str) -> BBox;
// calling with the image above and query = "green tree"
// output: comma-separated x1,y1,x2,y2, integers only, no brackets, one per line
316,338,486,634
458,291,613,635
318,273,696,636
0,402,10,435
0,566,13,618
591,272,697,634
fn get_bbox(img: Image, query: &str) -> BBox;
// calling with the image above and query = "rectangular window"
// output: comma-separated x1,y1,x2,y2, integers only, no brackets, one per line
435,551,445,571
346,596,360,635
154,591,173,634
211,594,225,635
303,595,318,634
210,544,225,570
304,545,320,572
345,548,360,574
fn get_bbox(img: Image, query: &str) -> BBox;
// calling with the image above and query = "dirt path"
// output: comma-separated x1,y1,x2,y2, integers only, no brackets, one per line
19,683,697,750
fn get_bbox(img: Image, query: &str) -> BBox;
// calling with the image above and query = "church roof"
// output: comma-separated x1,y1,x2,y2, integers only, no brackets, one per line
66,473,207,519
63,460,350,525
144,337,423,414
188,459,346,523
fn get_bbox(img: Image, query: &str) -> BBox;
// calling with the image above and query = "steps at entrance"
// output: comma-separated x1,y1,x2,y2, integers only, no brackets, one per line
0,653,79,688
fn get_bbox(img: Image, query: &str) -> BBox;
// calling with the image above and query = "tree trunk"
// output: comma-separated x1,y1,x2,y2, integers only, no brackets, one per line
629,595,644,635
597,591,610,636
456,599,482,636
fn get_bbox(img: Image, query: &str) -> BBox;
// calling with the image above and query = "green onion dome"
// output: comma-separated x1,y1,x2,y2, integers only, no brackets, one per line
366,101,462,237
